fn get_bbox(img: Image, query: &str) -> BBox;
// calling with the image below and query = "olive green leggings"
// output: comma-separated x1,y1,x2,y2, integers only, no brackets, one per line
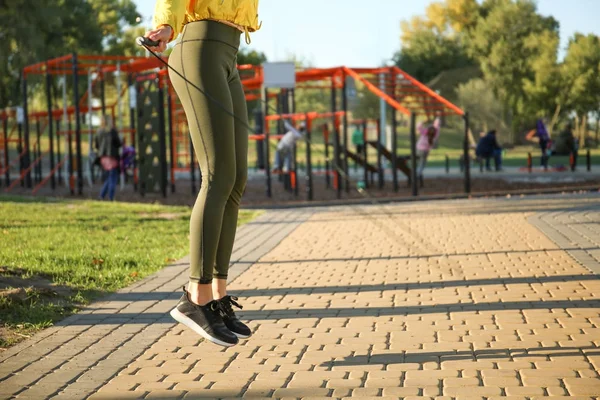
168,21,248,284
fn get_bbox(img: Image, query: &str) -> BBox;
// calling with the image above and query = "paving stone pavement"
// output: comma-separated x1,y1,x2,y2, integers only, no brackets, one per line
1,193,600,400
530,205,600,275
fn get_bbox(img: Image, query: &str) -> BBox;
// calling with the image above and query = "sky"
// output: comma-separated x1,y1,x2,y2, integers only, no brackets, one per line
134,0,600,68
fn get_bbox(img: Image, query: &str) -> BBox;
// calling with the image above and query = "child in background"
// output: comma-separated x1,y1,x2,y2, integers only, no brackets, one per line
416,117,441,184
351,125,365,171
273,121,306,174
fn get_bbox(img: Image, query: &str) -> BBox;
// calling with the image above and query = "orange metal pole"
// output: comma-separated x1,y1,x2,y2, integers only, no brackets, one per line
78,55,148,62
5,150,49,192
393,66,464,116
24,55,73,74
32,156,68,194
344,67,411,116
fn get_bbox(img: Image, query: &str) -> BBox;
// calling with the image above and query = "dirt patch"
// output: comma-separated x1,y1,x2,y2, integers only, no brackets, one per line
0,287,28,303
1,266,77,351
0,326,31,347
137,212,185,220
0,266,72,300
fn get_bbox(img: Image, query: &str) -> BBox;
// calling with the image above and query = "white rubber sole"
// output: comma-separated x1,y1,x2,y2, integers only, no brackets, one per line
234,331,251,339
170,308,237,347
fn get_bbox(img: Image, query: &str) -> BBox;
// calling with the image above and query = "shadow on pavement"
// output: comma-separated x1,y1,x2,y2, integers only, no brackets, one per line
62,299,600,325
237,247,600,265
100,273,598,303
325,346,600,367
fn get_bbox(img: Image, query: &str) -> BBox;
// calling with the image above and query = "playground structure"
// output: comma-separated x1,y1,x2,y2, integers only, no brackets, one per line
1,52,472,201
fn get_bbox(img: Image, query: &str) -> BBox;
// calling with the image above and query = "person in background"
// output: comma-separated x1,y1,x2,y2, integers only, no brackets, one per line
96,115,122,201
272,121,305,174
476,129,503,171
526,118,551,170
120,142,136,183
416,117,441,185
351,124,365,170
553,122,578,168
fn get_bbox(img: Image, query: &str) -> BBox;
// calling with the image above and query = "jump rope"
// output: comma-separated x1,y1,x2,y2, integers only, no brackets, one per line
136,36,436,254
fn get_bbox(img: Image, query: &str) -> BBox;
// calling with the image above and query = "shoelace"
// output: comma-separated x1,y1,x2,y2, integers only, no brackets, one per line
220,295,243,316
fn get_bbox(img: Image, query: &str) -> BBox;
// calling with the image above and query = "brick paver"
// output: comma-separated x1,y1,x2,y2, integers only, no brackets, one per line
530,205,600,274
1,193,599,399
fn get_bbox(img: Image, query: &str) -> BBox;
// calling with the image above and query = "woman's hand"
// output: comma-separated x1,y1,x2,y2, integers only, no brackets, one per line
145,25,173,53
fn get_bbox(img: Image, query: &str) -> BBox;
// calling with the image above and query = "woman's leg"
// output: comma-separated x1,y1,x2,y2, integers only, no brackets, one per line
166,21,242,347
211,55,253,340
213,68,248,290
169,35,237,289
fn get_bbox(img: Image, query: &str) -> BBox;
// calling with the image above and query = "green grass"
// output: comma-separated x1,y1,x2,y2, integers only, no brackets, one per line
0,197,261,348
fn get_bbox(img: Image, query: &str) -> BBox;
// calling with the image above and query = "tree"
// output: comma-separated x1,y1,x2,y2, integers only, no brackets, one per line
394,0,478,89
400,0,480,43
105,26,147,57
561,33,600,142
456,78,510,139
0,0,142,108
0,0,103,107
92,0,141,54
521,29,562,123
237,48,267,66
394,31,474,84
467,0,559,132
351,87,381,121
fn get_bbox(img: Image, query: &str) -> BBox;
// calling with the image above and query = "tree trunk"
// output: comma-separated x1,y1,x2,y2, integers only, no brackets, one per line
468,128,477,147
596,111,600,144
581,115,588,145
548,104,561,137
574,114,588,145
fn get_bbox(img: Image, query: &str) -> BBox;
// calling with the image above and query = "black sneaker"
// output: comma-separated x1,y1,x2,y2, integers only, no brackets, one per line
170,287,239,347
218,295,252,339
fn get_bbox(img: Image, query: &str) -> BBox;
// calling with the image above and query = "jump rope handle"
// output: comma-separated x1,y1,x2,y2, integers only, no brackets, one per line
136,37,160,48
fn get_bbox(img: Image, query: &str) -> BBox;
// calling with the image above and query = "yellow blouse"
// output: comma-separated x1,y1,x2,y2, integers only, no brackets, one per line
153,0,261,43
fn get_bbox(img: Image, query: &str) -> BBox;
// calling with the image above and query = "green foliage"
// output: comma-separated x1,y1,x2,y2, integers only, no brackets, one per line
400,0,480,42
456,78,511,140
92,0,140,38
1,0,99,107
427,65,483,101
294,87,331,115
394,31,474,84
0,0,142,108
352,87,383,121
396,0,479,84
105,26,147,57
521,30,563,120
467,0,559,129
396,0,600,144
561,33,600,119
238,48,267,66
